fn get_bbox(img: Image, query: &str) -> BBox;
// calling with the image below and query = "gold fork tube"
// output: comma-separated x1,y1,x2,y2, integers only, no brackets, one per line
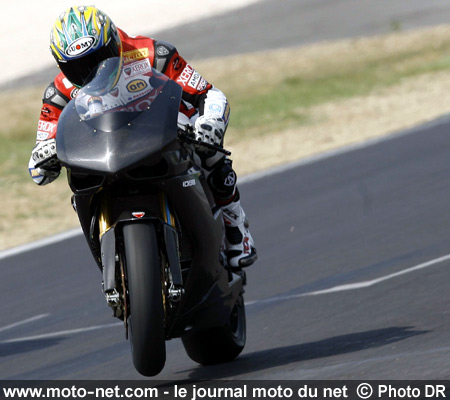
98,192,111,239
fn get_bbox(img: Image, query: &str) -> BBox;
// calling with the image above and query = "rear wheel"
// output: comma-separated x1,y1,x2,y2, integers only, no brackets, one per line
123,223,166,376
181,293,246,365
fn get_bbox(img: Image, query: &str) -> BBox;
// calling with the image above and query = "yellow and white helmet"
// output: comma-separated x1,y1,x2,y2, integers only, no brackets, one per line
50,6,122,87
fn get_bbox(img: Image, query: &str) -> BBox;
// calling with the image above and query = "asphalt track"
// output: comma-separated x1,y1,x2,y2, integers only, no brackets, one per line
3,0,450,380
3,115,450,380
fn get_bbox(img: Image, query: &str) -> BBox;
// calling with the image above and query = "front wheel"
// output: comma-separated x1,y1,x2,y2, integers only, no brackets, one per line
123,222,166,376
181,293,246,365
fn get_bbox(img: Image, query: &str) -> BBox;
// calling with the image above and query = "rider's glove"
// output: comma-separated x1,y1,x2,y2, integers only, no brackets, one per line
194,116,225,148
31,139,61,179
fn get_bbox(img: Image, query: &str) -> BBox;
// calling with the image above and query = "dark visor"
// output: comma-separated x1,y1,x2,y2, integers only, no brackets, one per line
58,37,120,87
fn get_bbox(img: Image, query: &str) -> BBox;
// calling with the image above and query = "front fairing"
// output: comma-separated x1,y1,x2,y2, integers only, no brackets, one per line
56,57,182,174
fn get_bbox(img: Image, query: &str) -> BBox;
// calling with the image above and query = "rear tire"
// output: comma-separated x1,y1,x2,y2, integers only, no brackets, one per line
181,293,246,365
123,223,166,376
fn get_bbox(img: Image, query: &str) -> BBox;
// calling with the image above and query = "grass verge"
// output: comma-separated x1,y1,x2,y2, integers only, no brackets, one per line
2,25,450,251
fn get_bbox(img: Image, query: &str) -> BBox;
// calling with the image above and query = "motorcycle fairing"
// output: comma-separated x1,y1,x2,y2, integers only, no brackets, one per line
56,57,182,175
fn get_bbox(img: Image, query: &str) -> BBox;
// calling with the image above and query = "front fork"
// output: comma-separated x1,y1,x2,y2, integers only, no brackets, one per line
98,190,183,335
98,192,111,239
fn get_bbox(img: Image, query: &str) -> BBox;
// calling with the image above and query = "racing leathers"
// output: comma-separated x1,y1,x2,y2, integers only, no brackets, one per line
28,28,256,268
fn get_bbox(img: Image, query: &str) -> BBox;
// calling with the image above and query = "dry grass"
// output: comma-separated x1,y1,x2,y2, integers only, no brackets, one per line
1,179,78,250
3,25,450,251
231,70,450,176
0,87,80,250
195,25,450,95
0,87,43,139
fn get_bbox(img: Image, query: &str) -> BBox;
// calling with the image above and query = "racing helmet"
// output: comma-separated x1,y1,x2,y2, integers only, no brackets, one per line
50,6,122,87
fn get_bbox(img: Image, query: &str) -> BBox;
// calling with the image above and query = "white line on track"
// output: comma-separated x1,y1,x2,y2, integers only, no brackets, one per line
246,253,450,306
239,114,450,185
3,254,450,343
0,322,122,344
0,228,82,261
1,115,450,345
0,314,50,334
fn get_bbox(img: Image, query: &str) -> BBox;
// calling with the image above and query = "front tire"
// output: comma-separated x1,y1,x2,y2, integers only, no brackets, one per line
181,293,246,365
123,223,166,376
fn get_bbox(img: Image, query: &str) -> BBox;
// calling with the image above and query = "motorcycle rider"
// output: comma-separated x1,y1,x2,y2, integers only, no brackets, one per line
28,5,257,268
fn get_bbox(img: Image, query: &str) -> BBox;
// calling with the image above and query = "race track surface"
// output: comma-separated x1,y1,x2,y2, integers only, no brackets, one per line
2,117,450,379
2,0,450,380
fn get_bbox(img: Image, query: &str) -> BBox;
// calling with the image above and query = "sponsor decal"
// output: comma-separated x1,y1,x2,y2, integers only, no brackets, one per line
37,120,57,134
123,48,149,62
131,99,152,112
132,211,146,218
243,237,250,254
188,71,201,90
87,96,102,105
126,79,148,93
156,46,169,56
30,168,41,177
132,97,156,112
172,57,181,71
209,104,223,114
197,78,208,91
222,103,231,124
36,120,56,141
66,36,95,57
117,87,163,112
123,59,151,79
127,86,153,101
45,86,56,99
177,64,206,90
62,77,73,89
36,131,49,141
70,87,80,98
182,179,196,188
224,171,236,187
177,64,194,86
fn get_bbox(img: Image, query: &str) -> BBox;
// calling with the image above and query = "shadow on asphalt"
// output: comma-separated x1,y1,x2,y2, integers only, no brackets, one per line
183,326,428,379
0,338,63,358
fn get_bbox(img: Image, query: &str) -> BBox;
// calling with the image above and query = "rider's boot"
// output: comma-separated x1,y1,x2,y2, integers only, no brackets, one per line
204,156,257,268
221,193,257,268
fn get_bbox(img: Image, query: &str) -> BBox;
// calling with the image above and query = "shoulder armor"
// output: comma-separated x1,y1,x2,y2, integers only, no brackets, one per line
153,40,177,73
43,80,73,110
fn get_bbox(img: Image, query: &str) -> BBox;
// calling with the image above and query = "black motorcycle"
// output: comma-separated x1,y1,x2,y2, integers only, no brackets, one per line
54,57,247,376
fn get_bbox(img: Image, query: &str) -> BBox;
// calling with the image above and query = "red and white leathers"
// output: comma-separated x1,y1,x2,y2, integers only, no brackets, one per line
29,28,225,184
29,28,256,268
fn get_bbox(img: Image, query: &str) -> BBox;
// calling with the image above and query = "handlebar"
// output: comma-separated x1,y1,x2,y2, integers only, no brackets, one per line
178,129,232,156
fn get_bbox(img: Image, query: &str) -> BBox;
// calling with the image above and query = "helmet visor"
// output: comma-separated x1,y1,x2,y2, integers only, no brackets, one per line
58,36,120,87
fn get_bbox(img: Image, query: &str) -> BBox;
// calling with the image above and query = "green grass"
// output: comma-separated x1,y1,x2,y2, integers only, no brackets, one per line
0,139,32,184
224,42,450,140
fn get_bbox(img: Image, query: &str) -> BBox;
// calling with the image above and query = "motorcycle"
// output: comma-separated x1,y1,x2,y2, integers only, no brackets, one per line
53,57,247,376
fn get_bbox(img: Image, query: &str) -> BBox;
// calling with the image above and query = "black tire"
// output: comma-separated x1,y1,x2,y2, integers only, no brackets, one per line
181,293,246,365
123,223,166,376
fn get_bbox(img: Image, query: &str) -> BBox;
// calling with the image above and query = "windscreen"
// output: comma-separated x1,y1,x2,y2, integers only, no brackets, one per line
56,56,183,174
75,57,170,123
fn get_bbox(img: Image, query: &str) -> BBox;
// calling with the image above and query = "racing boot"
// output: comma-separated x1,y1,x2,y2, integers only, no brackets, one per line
222,196,257,268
